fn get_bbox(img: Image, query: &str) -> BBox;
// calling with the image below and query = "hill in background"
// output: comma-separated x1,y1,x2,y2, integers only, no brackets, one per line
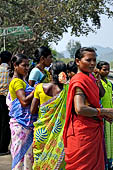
61,45,113,63
94,45,113,63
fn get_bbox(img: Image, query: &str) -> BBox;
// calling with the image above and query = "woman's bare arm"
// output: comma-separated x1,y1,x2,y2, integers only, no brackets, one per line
74,88,113,119
16,89,34,107
74,92,99,117
30,97,40,114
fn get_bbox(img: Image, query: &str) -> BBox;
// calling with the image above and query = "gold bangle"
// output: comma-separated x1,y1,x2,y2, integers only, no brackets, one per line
96,108,101,116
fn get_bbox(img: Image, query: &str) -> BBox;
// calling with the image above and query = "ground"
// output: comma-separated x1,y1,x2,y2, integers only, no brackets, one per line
0,154,11,170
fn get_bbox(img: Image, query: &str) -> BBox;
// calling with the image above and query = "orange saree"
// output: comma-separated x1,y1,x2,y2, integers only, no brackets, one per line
63,72,104,170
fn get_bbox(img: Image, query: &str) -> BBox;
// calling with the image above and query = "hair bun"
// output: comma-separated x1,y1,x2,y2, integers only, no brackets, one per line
34,49,39,58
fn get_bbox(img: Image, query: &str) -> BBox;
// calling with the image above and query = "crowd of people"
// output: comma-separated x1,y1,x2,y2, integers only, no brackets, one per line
0,46,113,170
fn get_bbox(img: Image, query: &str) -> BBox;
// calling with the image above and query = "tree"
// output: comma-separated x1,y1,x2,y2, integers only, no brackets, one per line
66,40,81,58
51,48,64,59
0,0,113,56
56,52,64,59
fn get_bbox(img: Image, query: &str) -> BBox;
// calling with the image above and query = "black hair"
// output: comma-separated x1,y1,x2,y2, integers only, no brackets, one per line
75,47,96,60
51,61,67,84
0,51,12,63
9,53,28,77
97,61,109,70
67,61,78,74
34,46,51,63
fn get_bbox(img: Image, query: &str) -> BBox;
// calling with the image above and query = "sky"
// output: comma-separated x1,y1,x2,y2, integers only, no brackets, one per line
52,15,113,52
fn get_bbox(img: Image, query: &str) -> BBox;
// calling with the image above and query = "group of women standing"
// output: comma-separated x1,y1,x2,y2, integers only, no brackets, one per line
8,46,68,170
7,46,113,170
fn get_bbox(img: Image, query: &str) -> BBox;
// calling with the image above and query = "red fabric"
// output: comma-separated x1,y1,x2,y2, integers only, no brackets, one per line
63,72,104,170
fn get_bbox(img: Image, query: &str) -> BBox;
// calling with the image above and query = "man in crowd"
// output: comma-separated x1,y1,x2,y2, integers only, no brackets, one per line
0,51,12,156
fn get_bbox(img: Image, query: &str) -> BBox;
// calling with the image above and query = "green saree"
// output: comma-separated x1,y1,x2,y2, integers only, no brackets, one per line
33,84,68,170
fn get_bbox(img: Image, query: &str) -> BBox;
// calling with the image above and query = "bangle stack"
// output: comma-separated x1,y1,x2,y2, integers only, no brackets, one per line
96,108,101,116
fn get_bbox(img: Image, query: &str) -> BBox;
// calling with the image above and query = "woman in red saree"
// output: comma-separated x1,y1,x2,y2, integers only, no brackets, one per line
63,47,113,170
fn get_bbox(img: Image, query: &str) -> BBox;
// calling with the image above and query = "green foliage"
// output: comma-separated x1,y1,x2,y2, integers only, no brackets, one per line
56,52,64,59
0,0,113,56
51,48,64,60
58,57,73,64
51,49,57,57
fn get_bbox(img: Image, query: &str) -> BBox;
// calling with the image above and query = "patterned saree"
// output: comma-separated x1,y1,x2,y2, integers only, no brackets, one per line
33,84,68,170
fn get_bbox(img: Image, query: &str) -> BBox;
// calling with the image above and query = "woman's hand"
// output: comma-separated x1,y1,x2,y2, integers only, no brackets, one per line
104,116,113,124
93,68,100,82
16,89,34,107
102,109,113,119
34,84,38,88
93,68,105,98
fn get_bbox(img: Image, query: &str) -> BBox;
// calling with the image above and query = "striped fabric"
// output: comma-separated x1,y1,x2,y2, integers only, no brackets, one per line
10,118,33,170
54,149,65,170
0,63,10,96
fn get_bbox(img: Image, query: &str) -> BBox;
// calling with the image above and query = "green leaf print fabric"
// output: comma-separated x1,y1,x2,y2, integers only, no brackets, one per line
33,84,69,170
